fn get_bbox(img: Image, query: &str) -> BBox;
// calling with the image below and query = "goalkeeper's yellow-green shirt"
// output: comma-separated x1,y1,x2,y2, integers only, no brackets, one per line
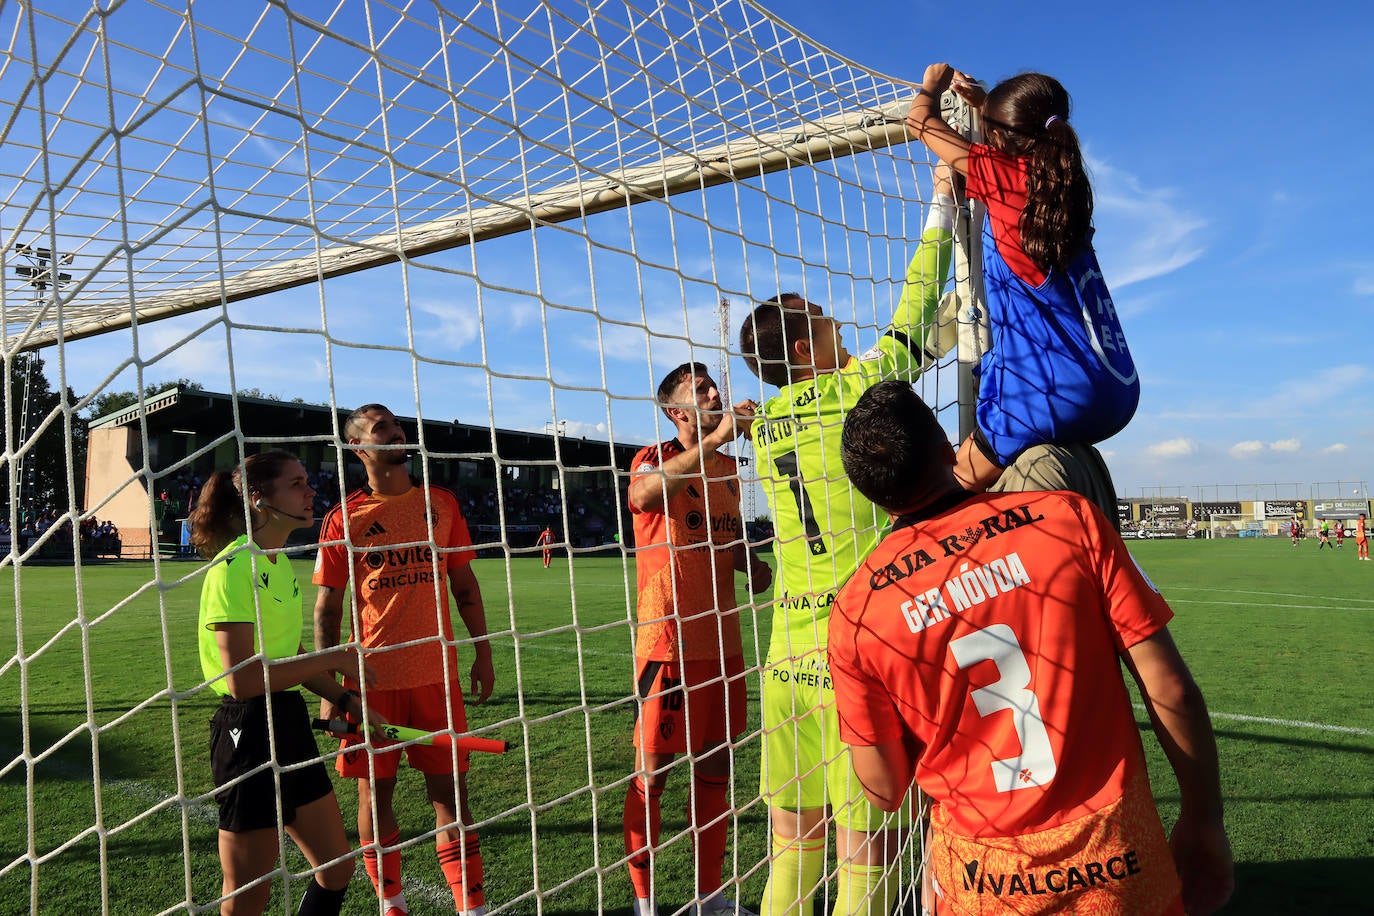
754,227,950,662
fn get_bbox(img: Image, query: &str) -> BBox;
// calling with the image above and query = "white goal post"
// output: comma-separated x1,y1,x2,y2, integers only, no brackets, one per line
0,2,968,913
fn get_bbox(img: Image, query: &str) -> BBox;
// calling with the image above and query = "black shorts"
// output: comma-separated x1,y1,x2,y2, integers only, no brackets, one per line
209,691,334,833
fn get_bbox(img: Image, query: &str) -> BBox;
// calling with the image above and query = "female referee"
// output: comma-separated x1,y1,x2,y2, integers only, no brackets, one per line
190,450,383,915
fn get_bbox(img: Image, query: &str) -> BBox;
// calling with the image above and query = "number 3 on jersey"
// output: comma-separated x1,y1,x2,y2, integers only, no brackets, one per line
772,452,828,556
950,624,1058,792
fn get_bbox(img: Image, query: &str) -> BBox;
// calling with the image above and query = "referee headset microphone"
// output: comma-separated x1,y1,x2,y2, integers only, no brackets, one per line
253,496,311,522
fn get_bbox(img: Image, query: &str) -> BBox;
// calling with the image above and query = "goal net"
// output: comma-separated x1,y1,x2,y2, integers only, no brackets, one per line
1,1,964,912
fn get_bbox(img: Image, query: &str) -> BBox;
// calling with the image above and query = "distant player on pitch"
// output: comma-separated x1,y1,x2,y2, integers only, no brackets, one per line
536,526,556,568
829,381,1234,916
314,404,494,916
1357,512,1369,561
624,361,772,916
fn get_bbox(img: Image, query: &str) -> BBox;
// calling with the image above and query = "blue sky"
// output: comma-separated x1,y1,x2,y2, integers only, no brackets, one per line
13,0,1373,504
775,0,1374,500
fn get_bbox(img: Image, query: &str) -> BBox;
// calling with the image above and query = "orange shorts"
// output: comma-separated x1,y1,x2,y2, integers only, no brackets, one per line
632,655,747,753
336,681,469,778
927,770,1182,915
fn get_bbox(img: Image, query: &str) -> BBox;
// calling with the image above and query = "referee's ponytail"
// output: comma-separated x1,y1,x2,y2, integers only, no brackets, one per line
187,450,299,558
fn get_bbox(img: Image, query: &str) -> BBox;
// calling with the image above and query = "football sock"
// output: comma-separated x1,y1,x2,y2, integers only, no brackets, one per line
835,861,897,916
296,878,347,916
760,832,825,916
623,776,664,900
690,772,731,897
924,194,956,234
437,833,485,912
363,828,404,908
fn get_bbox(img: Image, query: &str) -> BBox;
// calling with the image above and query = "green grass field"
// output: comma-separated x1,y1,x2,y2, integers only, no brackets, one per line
1,538,1370,914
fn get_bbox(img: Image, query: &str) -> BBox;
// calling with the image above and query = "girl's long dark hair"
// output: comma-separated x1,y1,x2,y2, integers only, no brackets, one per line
187,450,298,558
982,72,1092,273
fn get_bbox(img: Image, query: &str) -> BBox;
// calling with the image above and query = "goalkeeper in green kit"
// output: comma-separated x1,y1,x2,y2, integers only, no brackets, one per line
737,164,957,915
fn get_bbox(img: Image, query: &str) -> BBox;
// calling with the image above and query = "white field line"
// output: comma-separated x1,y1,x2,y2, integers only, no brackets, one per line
1164,585,1374,606
1132,705,1371,737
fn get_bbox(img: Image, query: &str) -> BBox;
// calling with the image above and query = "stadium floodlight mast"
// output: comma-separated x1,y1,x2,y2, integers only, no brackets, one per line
10,242,72,514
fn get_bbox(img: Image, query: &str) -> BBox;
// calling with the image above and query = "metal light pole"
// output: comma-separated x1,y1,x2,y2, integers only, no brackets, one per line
10,242,72,514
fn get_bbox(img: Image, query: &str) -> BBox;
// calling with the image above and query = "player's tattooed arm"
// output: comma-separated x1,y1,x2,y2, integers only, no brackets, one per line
313,585,348,719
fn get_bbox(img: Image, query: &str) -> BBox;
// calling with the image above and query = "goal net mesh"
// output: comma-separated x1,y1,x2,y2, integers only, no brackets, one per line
1,0,962,912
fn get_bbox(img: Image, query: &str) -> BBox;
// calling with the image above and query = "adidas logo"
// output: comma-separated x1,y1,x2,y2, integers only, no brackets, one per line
229,727,242,749
364,521,387,538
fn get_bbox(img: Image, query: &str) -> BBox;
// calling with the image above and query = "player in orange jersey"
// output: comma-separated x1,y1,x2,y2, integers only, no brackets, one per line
828,381,1233,916
536,526,555,568
624,362,772,916
314,404,494,916
1357,512,1369,560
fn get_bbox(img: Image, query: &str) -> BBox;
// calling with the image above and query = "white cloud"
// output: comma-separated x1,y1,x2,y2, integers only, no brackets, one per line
1323,443,1349,454
414,299,481,350
1229,440,1265,459
1086,155,1207,289
1269,438,1301,453
559,420,610,439
1148,438,1196,458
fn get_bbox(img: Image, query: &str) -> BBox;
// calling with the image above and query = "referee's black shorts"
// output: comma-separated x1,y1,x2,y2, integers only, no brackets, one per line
209,691,334,833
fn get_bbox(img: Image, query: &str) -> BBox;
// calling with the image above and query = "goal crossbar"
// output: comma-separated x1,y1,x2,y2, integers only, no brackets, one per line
10,102,912,351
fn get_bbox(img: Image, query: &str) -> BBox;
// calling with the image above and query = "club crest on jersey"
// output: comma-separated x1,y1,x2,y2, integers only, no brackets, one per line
659,720,675,741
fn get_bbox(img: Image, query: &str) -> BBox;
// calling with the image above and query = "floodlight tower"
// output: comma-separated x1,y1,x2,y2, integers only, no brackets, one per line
10,242,72,514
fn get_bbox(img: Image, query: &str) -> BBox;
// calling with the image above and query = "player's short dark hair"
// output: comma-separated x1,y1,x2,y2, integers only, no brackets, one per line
655,362,711,418
344,403,391,440
740,294,813,387
841,381,951,512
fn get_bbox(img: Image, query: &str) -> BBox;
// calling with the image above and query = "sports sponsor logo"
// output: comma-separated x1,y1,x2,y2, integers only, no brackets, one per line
364,520,387,537
769,654,832,689
869,505,1043,590
229,727,242,748
961,850,1143,897
1190,501,1241,521
363,544,440,591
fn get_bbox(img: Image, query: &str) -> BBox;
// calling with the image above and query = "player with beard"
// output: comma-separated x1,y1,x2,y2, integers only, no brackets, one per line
314,404,495,916
625,362,772,915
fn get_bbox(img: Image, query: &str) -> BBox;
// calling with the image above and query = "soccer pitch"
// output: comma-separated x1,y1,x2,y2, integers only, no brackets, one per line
1,539,1370,914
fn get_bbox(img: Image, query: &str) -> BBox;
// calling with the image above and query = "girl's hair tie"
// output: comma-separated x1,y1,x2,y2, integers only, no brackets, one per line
1044,115,1061,130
